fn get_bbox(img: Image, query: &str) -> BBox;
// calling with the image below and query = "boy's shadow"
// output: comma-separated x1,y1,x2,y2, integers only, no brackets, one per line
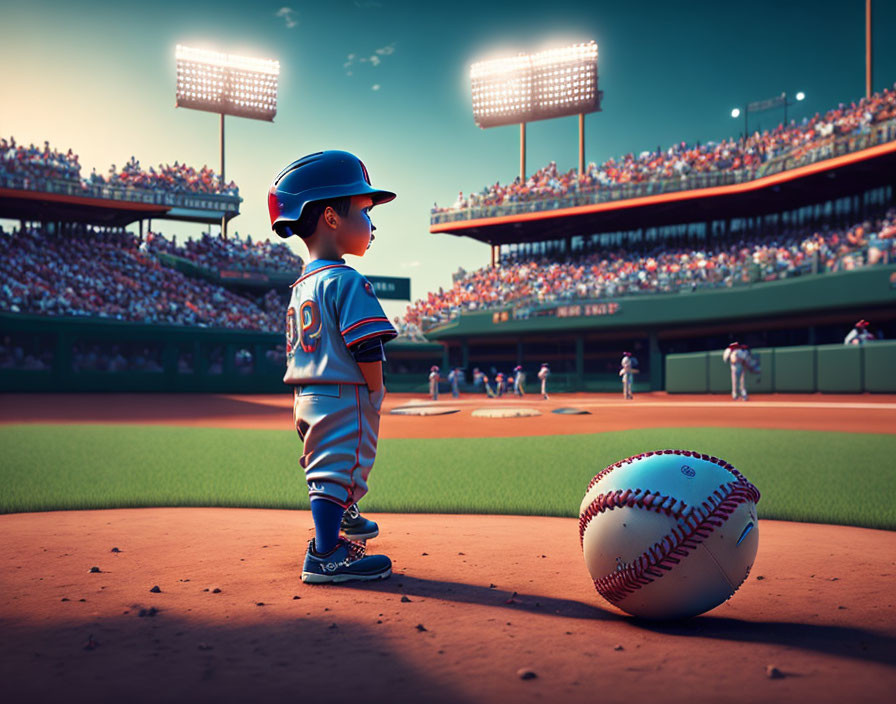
346,574,896,666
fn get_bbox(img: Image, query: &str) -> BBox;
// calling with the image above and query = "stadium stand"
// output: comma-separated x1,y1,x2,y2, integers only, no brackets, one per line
432,84,896,215
1,136,237,197
405,208,896,330
148,230,303,274
0,226,282,331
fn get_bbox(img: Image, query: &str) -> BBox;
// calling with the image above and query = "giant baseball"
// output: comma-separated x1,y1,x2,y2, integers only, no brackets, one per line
579,450,760,619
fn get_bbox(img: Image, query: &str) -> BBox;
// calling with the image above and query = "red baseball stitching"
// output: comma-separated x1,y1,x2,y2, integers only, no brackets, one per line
579,450,760,605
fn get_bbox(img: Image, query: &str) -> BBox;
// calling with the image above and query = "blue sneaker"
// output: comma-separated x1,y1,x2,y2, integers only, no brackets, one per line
340,503,379,541
301,538,391,584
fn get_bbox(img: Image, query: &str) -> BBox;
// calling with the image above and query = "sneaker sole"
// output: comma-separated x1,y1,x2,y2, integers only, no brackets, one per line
341,528,379,541
301,567,391,584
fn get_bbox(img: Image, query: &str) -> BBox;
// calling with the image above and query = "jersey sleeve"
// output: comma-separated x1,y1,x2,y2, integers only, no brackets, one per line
335,269,398,348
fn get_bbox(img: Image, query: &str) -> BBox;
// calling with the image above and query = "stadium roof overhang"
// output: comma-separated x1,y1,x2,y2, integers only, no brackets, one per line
429,141,896,245
0,188,239,227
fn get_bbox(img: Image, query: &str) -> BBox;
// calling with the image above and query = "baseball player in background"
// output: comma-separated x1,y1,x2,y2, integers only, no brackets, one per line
513,365,526,396
619,351,638,400
429,365,440,400
724,342,751,401
448,367,461,398
538,362,550,399
495,372,506,397
269,150,396,584
844,319,875,345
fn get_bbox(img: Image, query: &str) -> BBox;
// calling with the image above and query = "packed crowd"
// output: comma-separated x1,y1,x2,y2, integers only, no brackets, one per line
434,85,896,213
148,230,304,273
87,156,238,196
0,137,81,183
1,136,237,196
403,209,896,329
0,227,281,331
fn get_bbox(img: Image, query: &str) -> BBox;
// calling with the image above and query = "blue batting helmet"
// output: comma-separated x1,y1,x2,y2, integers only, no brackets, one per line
268,150,396,238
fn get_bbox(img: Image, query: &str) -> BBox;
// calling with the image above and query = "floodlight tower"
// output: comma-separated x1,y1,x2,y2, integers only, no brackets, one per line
175,45,280,238
470,41,602,264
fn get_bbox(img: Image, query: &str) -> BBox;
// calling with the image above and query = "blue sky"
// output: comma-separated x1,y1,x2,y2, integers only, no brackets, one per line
2,0,895,318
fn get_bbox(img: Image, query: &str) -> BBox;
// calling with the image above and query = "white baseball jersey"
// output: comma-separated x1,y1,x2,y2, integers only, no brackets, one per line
284,259,396,385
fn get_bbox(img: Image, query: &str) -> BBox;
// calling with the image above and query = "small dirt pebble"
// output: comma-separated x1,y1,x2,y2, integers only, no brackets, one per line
256,602,265,607
79,599,86,602
212,588,222,594
138,607,158,618
149,586,161,593
517,669,537,680
421,552,428,556
110,548,121,553
60,598,69,602
489,584,497,589
89,567,101,573
614,644,624,651
505,591,518,604
838,605,847,610
416,624,427,632
292,595,300,600
766,665,784,679
755,575,765,580
401,595,412,603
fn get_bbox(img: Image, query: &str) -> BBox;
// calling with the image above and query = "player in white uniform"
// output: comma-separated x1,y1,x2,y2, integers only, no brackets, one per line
619,351,637,400
844,319,875,345
538,363,550,400
429,365,440,400
724,342,750,401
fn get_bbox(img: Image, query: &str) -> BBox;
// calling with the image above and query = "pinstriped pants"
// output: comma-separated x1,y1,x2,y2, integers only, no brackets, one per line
292,384,381,507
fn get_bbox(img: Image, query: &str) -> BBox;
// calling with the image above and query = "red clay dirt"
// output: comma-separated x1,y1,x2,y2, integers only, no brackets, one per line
1,392,895,702
2,391,895,436
1,509,894,704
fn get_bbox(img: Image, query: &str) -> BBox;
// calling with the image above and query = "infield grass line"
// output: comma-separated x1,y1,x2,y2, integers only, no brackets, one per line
0,425,893,530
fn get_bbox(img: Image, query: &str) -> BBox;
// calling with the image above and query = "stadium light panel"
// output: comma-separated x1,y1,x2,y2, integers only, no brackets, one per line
471,41,601,128
175,44,280,121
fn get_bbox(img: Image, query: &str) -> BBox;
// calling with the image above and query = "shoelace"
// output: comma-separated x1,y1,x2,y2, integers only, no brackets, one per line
344,504,360,521
341,538,367,560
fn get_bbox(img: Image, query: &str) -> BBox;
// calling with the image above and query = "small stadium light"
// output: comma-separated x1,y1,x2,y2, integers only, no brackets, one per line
795,91,806,101
731,108,741,118
470,41,601,128
175,45,280,122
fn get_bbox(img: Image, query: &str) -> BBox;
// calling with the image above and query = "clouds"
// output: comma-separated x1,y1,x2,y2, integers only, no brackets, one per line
343,43,395,91
275,7,297,29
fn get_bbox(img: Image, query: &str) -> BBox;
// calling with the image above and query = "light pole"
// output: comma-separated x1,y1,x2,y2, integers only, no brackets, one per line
731,91,805,139
175,45,280,239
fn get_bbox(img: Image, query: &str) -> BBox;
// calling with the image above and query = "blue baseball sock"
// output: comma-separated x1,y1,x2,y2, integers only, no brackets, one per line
310,498,344,554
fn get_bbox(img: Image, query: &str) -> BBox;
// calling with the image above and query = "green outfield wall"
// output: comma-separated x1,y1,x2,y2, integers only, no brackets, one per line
0,314,442,393
666,341,896,394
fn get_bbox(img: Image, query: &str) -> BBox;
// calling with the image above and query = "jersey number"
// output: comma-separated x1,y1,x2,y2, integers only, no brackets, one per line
298,300,322,353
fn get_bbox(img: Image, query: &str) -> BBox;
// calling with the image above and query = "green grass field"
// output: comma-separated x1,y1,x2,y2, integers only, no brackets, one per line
1,425,894,530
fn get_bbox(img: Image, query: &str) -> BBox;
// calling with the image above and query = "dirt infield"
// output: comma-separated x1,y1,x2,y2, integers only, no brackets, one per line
2,391,895,436
1,508,894,703
2,392,894,702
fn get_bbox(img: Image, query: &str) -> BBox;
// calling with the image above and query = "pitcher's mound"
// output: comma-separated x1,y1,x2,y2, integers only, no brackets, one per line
472,407,542,418
391,406,461,416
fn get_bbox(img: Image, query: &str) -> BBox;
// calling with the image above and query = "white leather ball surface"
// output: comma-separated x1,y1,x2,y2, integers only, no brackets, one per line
579,450,760,620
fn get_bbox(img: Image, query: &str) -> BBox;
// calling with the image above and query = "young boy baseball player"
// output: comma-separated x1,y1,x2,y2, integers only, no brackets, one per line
268,150,397,583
